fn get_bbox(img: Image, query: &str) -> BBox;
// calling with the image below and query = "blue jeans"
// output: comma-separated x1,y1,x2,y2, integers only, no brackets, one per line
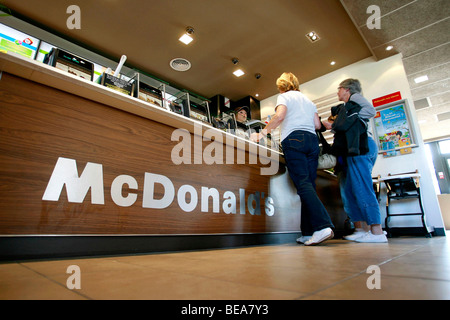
281,130,334,236
339,137,381,225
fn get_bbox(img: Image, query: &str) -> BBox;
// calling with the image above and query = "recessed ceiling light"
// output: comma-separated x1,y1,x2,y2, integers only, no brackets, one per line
414,75,429,84
386,45,394,51
233,69,245,77
179,26,194,45
255,94,259,97
306,31,320,43
179,34,193,45
330,61,336,65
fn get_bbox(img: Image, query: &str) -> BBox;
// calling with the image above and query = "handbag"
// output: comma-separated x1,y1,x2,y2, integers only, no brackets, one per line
316,130,336,170
318,152,337,170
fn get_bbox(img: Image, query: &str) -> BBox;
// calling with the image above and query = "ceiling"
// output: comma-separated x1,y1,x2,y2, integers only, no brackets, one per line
341,0,450,141
0,0,371,101
0,0,449,141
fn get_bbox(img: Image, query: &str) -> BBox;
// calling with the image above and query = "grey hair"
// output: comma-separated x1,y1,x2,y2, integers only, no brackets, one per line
339,78,362,94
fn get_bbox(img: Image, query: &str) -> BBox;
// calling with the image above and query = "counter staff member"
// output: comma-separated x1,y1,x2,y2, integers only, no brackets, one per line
228,106,250,139
250,72,334,246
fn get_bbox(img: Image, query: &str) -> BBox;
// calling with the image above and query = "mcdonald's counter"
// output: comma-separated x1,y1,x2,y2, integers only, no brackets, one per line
0,52,346,260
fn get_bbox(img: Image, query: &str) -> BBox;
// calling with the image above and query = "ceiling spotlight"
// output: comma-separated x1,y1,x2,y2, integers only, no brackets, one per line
255,73,261,79
179,26,194,45
414,75,429,84
330,61,336,66
386,45,394,51
233,69,245,77
306,31,320,43
232,58,239,65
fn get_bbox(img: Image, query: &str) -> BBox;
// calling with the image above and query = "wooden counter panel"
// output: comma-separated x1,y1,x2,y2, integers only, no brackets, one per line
0,73,299,235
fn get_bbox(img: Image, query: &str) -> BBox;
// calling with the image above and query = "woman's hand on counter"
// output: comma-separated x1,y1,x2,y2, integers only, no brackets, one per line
250,132,263,143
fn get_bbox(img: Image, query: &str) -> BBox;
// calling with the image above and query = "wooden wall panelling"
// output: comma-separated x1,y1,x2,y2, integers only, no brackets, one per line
0,72,300,235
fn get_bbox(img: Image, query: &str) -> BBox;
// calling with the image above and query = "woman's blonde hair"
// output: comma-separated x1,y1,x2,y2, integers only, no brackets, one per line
276,72,300,92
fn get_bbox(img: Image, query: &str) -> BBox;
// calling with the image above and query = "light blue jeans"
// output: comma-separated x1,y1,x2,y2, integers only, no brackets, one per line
339,137,381,225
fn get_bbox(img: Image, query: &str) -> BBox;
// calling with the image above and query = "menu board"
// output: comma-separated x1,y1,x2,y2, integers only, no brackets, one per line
0,23,39,59
101,73,134,96
46,48,94,81
55,60,92,81
373,100,415,157
190,102,210,125
138,82,163,107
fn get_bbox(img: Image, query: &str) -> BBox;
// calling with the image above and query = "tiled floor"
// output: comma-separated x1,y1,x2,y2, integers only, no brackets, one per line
1,236,449,300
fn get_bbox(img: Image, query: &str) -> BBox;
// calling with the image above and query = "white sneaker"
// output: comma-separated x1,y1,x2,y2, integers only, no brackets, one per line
343,230,367,241
304,228,334,246
296,236,312,244
355,232,388,243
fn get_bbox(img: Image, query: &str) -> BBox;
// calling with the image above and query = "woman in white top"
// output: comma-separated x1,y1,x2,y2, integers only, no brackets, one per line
251,72,334,246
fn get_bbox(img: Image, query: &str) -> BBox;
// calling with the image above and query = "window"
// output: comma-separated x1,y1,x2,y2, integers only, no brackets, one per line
438,140,450,154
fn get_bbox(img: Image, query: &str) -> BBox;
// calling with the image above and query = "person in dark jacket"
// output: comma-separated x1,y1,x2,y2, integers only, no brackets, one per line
330,102,368,157
323,78,387,243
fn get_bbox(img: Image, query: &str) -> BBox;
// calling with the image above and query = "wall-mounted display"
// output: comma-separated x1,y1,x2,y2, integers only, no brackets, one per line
0,21,211,120
372,99,417,157
45,48,94,81
0,23,39,59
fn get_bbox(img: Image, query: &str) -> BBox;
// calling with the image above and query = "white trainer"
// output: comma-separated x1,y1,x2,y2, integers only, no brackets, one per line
355,232,388,243
343,230,367,241
304,228,334,246
296,236,312,244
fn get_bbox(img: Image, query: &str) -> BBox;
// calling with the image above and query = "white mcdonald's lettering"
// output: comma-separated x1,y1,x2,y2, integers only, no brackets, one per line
42,157,105,204
42,157,275,216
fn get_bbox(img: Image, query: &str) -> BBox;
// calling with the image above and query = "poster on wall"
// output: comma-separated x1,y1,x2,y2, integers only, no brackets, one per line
372,99,416,157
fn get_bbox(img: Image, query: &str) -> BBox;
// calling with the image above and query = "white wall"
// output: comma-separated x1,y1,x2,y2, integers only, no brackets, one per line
261,54,445,231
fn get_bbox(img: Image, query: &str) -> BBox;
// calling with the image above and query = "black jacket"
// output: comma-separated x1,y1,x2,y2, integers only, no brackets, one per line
330,101,369,157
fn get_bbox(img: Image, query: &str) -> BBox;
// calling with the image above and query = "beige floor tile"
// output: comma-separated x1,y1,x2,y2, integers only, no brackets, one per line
22,257,140,278
68,268,300,300
303,273,450,300
0,263,86,300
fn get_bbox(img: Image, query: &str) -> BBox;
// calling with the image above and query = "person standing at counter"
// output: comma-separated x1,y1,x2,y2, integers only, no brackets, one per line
323,79,387,243
251,72,334,246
